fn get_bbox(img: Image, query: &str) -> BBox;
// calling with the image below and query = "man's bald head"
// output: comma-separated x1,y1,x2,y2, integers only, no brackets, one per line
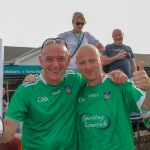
76,44,103,86
76,44,100,59
112,29,124,45
112,29,123,36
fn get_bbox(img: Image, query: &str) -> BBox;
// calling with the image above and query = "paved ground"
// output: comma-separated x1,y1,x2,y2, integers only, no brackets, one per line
134,130,150,150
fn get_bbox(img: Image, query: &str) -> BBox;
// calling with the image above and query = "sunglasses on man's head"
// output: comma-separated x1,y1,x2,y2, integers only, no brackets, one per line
75,22,84,26
41,38,67,52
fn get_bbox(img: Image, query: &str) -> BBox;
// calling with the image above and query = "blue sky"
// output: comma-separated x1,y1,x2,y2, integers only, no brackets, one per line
0,0,150,54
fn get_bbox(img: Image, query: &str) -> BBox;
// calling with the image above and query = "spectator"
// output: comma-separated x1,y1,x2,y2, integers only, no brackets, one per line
102,29,137,80
58,12,105,71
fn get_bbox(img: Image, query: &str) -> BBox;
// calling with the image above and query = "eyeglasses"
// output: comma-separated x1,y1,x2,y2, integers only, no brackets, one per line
41,38,67,52
75,22,84,26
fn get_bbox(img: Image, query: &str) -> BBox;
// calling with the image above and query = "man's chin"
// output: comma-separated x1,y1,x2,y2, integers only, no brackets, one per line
115,41,122,45
50,77,62,83
83,75,94,80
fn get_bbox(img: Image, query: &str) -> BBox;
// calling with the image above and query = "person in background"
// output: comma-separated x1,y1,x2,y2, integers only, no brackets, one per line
57,12,105,71
0,38,127,150
102,29,137,80
76,44,150,150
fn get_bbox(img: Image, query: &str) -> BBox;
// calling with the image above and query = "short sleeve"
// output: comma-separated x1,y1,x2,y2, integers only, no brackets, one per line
102,44,111,56
5,85,30,122
85,32,100,46
119,81,145,114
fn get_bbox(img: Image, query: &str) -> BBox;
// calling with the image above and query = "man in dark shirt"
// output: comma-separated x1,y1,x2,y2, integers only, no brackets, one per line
102,29,137,80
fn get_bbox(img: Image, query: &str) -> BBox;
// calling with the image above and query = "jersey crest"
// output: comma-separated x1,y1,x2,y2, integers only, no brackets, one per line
104,91,111,100
64,85,72,94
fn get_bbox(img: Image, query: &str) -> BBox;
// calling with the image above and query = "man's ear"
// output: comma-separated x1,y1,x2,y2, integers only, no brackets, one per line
39,55,43,68
75,61,77,66
100,56,104,66
75,53,78,66
66,55,71,67
75,58,78,66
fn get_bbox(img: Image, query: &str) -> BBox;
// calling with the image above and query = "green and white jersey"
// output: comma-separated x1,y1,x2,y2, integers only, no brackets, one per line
5,71,85,150
77,76,145,150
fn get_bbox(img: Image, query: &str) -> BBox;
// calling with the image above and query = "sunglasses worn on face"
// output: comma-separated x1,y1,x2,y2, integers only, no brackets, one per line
75,22,84,26
41,38,67,52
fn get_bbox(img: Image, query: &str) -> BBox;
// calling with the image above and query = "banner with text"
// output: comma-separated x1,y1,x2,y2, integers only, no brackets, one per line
4,65,42,76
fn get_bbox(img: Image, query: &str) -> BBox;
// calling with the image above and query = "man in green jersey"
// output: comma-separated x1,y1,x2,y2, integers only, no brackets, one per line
76,44,150,150
0,38,127,150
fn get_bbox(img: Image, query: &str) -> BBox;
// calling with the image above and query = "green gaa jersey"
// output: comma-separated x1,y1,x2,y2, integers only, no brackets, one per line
77,76,145,150
5,71,85,150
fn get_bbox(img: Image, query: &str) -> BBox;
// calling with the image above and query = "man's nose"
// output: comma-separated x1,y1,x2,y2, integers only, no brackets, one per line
52,59,59,67
85,62,91,69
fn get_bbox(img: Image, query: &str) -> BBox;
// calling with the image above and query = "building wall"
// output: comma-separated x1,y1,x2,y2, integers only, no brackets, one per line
15,53,40,65
16,55,40,65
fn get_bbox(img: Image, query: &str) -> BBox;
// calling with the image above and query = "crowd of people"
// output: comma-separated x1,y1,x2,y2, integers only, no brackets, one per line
1,11,150,150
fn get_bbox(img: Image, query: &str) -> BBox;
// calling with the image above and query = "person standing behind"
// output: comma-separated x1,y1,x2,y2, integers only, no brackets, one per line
57,12,105,71
102,29,137,80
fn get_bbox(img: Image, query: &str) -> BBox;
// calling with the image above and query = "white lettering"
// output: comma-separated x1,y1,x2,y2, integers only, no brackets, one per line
52,90,61,95
88,93,99,98
84,120,108,128
37,97,49,102
78,98,85,102
82,114,104,121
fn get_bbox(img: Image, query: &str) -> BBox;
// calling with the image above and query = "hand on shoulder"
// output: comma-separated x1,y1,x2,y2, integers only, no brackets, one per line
23,74,38,82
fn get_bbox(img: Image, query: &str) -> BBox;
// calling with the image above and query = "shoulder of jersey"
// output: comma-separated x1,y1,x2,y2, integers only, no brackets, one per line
22,76,41,87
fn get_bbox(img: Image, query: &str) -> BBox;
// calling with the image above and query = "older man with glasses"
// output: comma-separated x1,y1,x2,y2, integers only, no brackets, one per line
0,38,127,150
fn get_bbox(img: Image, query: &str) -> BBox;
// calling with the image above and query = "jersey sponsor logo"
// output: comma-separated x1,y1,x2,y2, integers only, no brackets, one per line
104,91,111,100
88,93,99,98
37,97,49,102
52,90,61,95
64,85,72,94
80,113,110,130
78,98,85,102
